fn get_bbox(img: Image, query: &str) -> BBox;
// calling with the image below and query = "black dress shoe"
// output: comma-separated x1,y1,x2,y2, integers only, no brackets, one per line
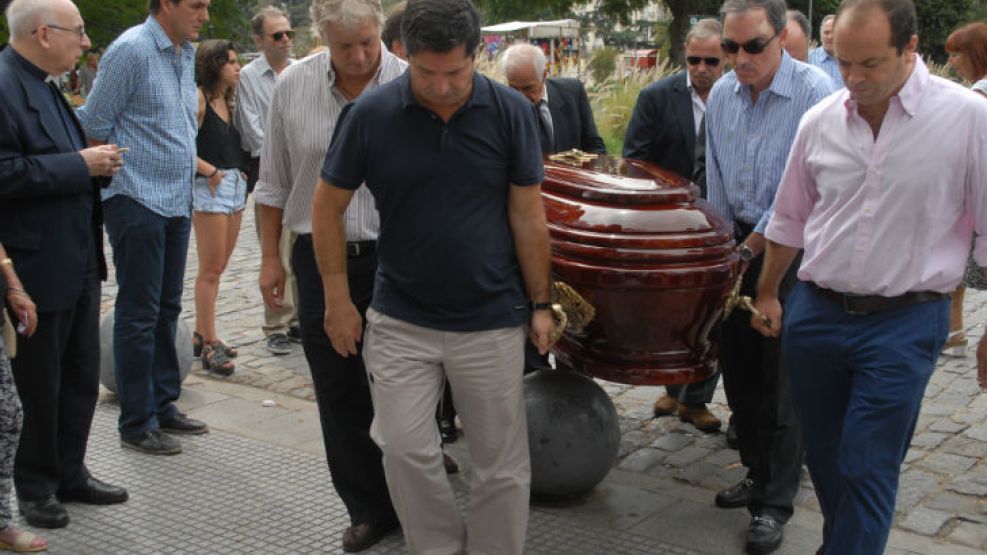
59,477,129,505
18,495,69,529
439,418,458,443
342,520,400,552
746,514,783,554
121,429,182,455
715,478,754,508
159,412,209,435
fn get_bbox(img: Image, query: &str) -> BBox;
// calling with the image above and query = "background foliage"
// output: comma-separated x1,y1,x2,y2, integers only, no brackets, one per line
1,1,984,68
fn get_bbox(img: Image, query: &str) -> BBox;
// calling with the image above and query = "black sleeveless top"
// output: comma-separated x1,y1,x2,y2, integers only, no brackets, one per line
196,102,248,171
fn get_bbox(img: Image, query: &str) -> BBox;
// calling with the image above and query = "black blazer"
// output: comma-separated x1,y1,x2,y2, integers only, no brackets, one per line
623,71,699,182
0,47,107,313
545,78,606,154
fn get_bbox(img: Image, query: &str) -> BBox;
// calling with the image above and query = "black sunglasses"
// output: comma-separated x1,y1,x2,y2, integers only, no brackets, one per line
687,56,721,67
271,30,295,41
721,33,777,55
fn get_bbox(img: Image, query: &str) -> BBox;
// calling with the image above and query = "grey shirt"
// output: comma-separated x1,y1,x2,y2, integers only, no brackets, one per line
235,55,293,158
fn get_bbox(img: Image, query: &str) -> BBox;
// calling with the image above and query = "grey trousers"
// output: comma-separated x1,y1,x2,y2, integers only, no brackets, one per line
364,308,530,555
0,334,23,530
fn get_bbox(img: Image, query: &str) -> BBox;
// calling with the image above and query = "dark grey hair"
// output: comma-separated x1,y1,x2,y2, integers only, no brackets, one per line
251,5,289,38
685,18,723,44
720,0,787,35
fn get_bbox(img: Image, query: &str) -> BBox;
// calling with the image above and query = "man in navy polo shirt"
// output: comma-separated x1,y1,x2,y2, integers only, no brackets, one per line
311,0,553,552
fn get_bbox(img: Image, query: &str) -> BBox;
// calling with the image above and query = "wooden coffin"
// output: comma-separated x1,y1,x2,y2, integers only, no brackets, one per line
542,154,739,386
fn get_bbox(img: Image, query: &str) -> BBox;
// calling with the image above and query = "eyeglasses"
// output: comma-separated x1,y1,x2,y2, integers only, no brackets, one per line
271,30,295,41
687,56,721,67
721,33,777,55
33,24,88,40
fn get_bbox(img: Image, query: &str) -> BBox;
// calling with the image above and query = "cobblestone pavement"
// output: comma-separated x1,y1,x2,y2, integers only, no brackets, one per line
99,200,987,551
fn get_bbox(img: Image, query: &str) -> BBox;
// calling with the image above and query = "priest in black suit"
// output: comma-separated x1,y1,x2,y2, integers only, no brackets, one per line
623,18,726,433
503,43,606,155
0,0,128,529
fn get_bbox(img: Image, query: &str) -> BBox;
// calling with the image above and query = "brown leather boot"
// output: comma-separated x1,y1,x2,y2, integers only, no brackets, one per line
678,404,722,433
653,394,679,417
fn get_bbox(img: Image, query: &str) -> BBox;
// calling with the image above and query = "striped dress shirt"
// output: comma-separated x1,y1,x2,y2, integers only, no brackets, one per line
253,48,407,237
706,51,835,234
808,46,844,88
234,55,293,158
78,16,198,218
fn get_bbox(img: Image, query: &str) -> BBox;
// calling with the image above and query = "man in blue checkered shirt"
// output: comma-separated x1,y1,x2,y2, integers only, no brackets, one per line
78,0,211,455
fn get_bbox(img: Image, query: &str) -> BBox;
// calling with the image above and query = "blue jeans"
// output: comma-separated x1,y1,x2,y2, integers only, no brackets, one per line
103,195,190,439
783,282,948,555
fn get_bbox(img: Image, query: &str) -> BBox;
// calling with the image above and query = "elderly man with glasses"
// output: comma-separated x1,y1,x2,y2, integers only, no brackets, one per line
704,0,835,552
0,0,128,530
623,17,726,434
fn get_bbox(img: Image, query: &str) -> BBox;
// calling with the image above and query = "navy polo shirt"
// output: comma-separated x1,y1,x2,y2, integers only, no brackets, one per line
321,71,544,332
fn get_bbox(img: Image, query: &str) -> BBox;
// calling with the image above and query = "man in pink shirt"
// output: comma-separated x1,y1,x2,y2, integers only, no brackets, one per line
751,0,987,553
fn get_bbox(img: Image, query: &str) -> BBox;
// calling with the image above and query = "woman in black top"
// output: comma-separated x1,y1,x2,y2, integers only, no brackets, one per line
192,40,249,376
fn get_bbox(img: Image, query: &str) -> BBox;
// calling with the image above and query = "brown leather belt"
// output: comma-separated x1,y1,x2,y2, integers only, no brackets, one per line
810,283,948,315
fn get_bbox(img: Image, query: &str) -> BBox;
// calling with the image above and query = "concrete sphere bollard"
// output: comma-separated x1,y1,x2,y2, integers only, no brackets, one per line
99,313,192,393
524,368,621,497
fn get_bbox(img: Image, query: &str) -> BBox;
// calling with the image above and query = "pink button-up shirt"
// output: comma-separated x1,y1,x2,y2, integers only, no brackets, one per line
766,57,987,296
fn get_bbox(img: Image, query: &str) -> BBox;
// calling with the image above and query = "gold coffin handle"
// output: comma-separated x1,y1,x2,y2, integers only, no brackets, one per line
548,281,595,343
722,271,771,327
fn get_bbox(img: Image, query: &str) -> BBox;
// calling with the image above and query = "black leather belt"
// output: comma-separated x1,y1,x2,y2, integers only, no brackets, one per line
296,235,376,257
346,241,376,257
810,283,948,315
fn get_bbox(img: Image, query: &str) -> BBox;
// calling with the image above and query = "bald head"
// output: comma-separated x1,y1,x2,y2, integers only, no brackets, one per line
502,43,549,104
7,0,90,75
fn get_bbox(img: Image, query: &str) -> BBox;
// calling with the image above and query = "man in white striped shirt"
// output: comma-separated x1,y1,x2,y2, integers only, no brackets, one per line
252,0,404,551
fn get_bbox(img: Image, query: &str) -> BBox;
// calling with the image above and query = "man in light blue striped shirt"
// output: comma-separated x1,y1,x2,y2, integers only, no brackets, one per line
78,0,210,456
704,0,835,553
808,14,845,87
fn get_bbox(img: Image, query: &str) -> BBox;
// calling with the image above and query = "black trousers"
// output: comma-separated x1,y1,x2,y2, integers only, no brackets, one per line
719,227,803,523
292,235,396,528
10,267,100,500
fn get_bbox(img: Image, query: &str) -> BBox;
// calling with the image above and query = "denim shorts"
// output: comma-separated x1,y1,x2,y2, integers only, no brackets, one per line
193,169,247,214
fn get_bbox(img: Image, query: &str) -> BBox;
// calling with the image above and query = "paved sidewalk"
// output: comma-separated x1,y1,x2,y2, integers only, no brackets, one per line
86,200,987,553
19,378,979,554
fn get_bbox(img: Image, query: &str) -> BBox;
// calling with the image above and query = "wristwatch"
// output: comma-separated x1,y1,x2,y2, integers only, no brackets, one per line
738,244,756,263
529,301,553,312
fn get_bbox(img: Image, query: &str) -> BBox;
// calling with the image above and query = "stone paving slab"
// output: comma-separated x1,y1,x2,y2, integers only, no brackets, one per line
19,401,709,555
96,199,987,551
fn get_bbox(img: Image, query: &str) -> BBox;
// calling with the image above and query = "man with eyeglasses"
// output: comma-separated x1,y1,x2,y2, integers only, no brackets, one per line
79,0,212,456
809,15,844,87
623,17,724,433
235,6,301,357
704,0,835,553
0,0,129,530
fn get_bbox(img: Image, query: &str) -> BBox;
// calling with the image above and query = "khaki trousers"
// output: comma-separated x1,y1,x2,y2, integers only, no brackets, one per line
253,203,299,335
364,308,530,555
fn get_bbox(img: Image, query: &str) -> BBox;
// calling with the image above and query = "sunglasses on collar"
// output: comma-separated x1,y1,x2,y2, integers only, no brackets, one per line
721,33,777,55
